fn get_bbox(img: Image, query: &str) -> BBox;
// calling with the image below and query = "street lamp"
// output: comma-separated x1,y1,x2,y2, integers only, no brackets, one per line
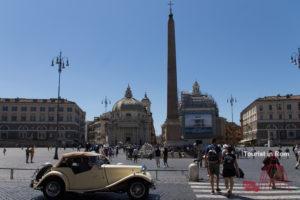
227,95,237,123
291,48,300,68
51,51,70,160
101,96,111,112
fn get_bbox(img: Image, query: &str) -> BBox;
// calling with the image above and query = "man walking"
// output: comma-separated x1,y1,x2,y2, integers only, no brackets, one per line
155,146,161,168
295,145,300,169
205,138,222,194
163,147,169,167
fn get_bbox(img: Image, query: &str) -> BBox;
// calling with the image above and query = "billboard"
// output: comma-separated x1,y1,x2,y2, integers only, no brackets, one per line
184,113,213,134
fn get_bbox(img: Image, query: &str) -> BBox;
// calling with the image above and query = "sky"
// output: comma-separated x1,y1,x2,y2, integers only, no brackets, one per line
0,0,300,135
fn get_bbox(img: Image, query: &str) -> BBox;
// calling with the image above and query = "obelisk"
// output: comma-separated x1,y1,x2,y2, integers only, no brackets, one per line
162,1,182,145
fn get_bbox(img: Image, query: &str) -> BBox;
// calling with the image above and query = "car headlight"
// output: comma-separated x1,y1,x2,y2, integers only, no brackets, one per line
141,164,147,173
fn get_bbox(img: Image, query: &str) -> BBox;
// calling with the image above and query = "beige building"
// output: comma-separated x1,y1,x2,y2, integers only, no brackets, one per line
240,94,300,146
88,86,156,146
0,98,86,147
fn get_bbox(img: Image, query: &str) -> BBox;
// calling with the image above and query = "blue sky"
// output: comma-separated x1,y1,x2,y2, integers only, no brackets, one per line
0,0,300,135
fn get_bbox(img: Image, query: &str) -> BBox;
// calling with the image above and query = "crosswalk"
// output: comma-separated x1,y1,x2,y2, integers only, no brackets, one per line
189,182,300,199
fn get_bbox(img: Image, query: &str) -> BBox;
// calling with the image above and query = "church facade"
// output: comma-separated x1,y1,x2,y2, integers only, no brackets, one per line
88,86,156,146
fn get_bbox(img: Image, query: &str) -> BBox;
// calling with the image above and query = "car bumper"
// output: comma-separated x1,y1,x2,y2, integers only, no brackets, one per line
30,180,40,189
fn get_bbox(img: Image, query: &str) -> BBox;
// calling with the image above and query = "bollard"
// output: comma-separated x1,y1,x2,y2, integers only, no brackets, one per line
188,162,199,181
10,169,13,180
155,170,158,180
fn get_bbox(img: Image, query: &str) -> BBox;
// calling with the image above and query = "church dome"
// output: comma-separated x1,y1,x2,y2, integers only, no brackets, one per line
112,86,145,112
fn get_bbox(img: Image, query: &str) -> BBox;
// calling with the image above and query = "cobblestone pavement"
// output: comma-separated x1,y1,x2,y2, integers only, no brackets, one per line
0,147,299,199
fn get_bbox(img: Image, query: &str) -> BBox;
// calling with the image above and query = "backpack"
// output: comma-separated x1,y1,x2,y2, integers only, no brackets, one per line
207,145,219,162
223,153,235,169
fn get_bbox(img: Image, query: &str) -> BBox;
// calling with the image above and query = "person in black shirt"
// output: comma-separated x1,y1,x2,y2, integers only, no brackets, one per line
155,146,161,168
163,147,169,167
222,145,240,197
262,150,280,189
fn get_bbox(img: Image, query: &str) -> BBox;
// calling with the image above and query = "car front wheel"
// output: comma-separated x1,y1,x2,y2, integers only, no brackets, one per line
43,178,65,200
127,180,149,200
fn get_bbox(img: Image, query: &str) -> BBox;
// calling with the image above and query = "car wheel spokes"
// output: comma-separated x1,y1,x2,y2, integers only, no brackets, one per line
46,181,61,197
130,182,145,198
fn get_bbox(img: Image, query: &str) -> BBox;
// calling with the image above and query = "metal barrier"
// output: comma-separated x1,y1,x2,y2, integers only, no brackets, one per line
0,167,188,181
148,169,188,180
0,168,37,180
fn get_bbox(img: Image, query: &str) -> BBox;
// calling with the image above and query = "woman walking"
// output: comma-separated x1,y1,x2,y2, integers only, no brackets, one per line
222,145,240,197
262,150,280,189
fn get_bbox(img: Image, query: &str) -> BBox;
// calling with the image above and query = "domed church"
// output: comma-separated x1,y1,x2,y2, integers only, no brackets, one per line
107,85,156,146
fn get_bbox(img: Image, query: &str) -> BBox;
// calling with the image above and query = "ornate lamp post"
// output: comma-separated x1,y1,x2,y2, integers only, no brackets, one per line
51,51,69,159
227,95,237,123
291,48,300,68
101,96,111,112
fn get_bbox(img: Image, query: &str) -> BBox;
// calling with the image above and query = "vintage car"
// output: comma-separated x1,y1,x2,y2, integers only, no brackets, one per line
30,152,155,200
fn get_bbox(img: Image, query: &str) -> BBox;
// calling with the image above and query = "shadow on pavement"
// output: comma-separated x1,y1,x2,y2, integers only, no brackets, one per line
31,193,160,200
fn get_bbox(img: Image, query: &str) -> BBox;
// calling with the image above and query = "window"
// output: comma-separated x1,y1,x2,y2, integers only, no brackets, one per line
259,105,263,111
298,102,300,110
30,114,36,122
259,115,263,120
67,107,72,112
21,115,26,121
59,116,64,122
11,116,17,121
2,106,8,111
287,104,292,110
126,113,132,117
30,107,36,112
12,106,18,111
269,114,273,120
39,114,45,122
49,116,54,122
279,114,282,120
48,107,55,112
58,107,64,112
67,115,72,122
277,104,282,110
1,116,7,121
40,107,45,112
289,114,292,119
21,106,27,112
269,105,272,110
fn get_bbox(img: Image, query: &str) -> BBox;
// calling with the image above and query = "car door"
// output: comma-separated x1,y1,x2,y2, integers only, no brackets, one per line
71,156,108,190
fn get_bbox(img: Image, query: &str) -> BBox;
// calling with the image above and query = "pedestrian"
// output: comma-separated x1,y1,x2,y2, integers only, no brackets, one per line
222,145,240,198
116,146,119,157
30,146,35,163
251,147,256,159
205,138,222,194
293,145,299,162
262,150,280,189
133,148,139,163
155,146,161,168
295,145,300,169
278,147,282,159
171,148,174,159
25,146,30,163
285,147,290,159
163,147,169,167
3,148,6,156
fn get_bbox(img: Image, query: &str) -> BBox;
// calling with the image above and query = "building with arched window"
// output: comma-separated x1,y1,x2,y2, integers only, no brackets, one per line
0,98,85,147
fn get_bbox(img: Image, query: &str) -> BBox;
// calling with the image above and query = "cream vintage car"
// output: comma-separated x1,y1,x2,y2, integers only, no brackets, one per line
30,152,155,200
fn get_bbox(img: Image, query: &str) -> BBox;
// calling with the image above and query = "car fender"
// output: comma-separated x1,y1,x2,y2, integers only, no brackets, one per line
35,171,70,190
105,172,153,191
